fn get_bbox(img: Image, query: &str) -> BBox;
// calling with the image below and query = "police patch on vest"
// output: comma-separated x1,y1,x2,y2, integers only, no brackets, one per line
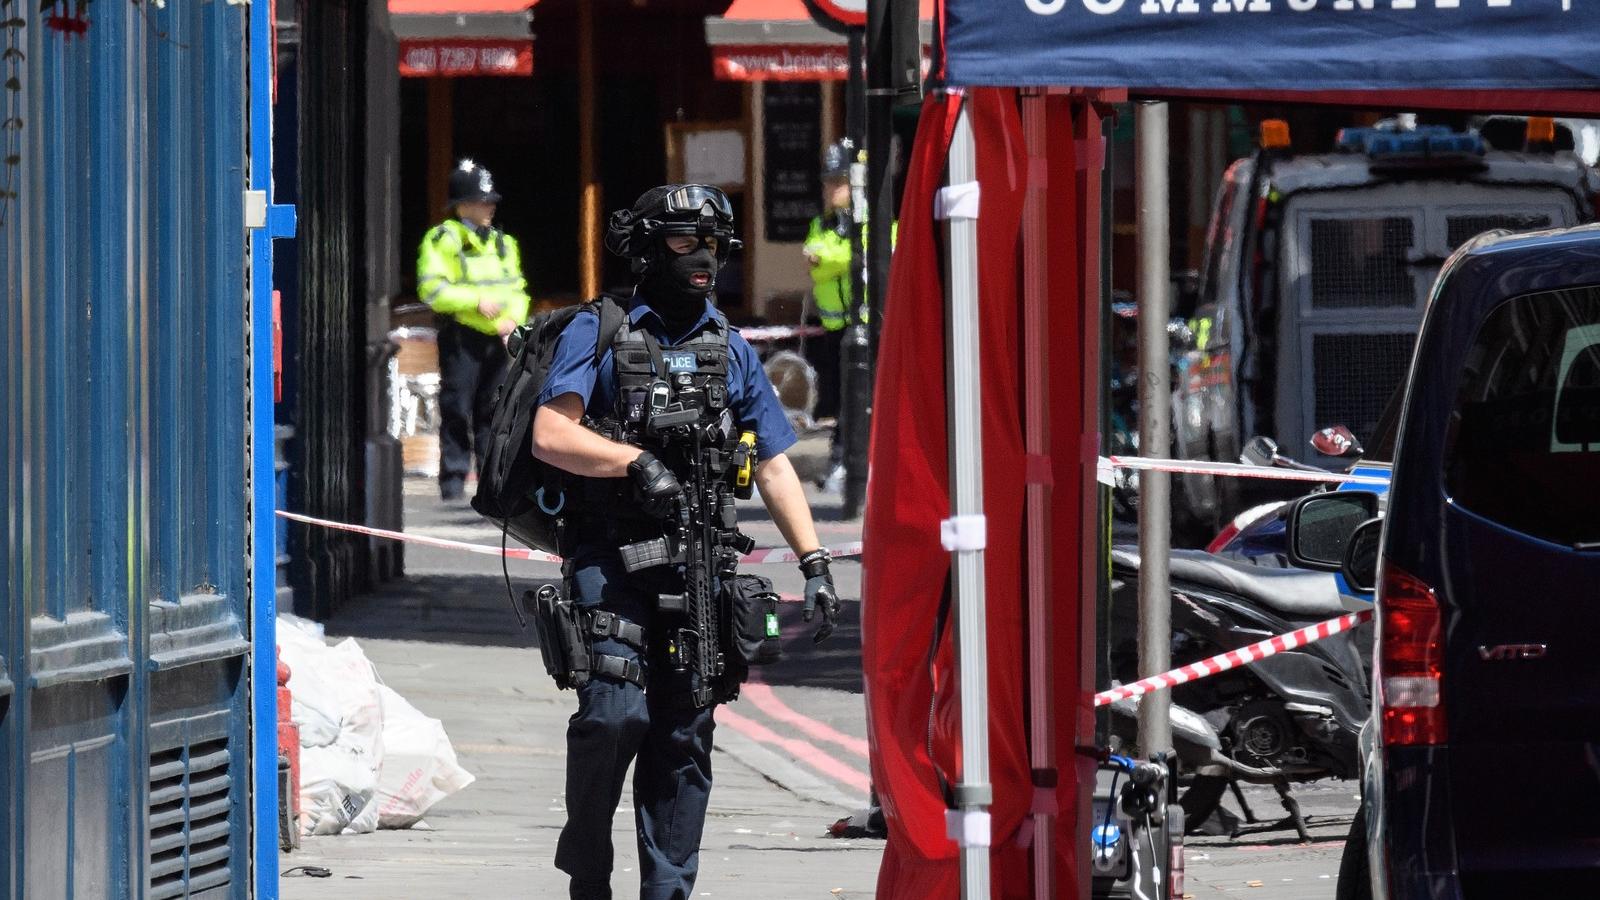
666,352,697,373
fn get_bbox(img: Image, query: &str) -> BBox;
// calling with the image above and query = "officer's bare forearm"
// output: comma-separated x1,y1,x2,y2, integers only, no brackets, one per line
754,454,821,555
531,396,641,478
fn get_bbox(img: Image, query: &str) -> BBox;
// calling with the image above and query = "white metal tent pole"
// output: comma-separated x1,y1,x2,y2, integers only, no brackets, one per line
1134,100,1174,756
1019,90,1056,896
940,95,993,900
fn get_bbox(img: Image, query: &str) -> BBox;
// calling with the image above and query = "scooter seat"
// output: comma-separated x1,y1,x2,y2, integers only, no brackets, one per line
1112,546,1348,623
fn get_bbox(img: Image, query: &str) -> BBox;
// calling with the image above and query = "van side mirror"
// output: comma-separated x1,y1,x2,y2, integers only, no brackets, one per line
1286,491,1381,571
1310,425,1364,459
1242,435,1279,468
1341,518,1383,594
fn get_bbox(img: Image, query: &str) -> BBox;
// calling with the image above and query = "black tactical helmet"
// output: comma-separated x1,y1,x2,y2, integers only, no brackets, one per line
822,140,854,180
446,158,502,208
605,184,742,273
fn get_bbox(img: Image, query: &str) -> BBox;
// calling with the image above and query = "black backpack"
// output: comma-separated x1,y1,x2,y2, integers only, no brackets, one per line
471,295,627,553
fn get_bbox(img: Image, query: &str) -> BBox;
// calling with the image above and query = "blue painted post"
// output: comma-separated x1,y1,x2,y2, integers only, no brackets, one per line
250,0,296,894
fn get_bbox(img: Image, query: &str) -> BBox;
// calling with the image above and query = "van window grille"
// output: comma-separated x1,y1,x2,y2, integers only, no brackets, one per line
1447,213,1552,250
149,738,233,899
1309,217,1416,309
1312,333,1417,445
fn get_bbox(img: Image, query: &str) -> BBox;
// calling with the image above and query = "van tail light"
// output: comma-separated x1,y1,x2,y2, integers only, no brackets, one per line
1379,562,1446,746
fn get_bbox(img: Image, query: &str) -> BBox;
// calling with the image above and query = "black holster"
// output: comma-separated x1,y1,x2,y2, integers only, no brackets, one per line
525,583,649,691
527,584,590,689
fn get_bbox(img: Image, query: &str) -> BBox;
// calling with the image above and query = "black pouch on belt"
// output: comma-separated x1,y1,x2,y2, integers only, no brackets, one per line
724,574,782,670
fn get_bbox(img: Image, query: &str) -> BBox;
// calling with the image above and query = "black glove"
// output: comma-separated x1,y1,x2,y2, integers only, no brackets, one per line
799,549,840,643
628,451,683,520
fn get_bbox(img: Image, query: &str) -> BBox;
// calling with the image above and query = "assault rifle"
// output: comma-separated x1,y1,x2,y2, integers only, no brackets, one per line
617,408,756,708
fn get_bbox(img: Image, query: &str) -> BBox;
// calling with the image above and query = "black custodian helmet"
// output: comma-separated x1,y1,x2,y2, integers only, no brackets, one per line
605,184,742,274
446,158,502,208
822,140,854,179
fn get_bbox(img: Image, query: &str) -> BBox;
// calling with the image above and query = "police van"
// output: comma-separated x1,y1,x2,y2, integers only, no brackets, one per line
1171,117,1600,537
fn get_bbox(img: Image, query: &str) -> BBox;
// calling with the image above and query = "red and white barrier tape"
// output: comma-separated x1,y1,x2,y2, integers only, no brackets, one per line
739,324,826,343
275,510,862,566
1094,609,1373,707
1099,455,1391,487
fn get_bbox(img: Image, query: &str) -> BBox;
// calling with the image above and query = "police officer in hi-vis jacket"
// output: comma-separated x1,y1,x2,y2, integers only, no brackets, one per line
417,159,533,500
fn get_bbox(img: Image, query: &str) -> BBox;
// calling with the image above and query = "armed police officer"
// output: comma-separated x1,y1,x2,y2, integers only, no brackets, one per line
530,185,841,900
417,159,532,501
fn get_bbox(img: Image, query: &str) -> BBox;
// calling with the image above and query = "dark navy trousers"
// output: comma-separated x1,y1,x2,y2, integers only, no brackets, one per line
555,548,716,900
435,317,509,490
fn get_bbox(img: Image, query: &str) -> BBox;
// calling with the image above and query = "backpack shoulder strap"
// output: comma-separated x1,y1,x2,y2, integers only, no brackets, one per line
709,310,732,350
591,295,628,365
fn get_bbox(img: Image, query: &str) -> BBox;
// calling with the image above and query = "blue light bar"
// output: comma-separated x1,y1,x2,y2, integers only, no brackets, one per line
1335,125,1486,161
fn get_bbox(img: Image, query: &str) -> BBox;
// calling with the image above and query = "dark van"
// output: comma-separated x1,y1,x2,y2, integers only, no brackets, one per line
1173,121,1597,539
1294,224,1600,898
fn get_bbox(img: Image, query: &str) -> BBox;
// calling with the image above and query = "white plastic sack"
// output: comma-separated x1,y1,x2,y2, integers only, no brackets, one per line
277,617,385,835
373,684,476,828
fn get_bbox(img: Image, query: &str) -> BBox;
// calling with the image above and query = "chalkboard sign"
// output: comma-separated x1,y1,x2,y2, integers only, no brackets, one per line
763,83,822,243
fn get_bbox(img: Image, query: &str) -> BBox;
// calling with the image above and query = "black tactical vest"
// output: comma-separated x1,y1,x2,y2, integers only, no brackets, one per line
571,316,742,537
605,318,734,449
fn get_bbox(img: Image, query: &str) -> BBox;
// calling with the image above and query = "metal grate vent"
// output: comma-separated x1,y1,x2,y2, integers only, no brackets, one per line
1447,213,1552,250
1309,217,1417,309
1311,333,1417,445
149,738,234,899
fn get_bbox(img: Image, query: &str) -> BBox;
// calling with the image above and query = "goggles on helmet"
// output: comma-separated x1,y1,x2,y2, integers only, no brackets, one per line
661,184,732,218
645,185,734,233
637,184,740,260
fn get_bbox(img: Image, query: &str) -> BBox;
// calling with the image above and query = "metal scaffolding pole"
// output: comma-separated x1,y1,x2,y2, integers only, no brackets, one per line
1019,90,1056,895
841,26,871,518
942,98,993,900
1135,101,1173,757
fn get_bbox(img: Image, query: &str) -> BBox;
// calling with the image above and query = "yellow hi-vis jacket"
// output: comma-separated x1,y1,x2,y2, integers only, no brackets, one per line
416,218,532,336
803,213,895,332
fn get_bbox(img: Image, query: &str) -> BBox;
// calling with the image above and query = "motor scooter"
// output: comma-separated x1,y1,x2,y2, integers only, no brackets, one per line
1107,541,1373,837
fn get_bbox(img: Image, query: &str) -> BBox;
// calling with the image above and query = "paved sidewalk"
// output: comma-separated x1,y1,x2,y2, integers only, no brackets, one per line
279,466,882,900
278,461,1357,898
278,636,882,899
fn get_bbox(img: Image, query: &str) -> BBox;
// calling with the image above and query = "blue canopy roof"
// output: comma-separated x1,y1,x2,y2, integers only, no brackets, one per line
943,0,1600,94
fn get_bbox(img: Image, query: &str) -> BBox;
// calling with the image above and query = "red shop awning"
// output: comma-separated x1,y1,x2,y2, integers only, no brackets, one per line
704,0,933,82
390,0,536,78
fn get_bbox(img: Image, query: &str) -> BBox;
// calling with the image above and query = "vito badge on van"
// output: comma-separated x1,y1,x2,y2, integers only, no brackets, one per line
1478,644,1548,661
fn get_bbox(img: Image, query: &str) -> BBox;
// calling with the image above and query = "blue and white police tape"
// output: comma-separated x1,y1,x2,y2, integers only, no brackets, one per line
737,324,826,343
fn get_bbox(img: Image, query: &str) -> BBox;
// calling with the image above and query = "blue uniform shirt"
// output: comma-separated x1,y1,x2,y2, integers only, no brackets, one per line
537,295,798,461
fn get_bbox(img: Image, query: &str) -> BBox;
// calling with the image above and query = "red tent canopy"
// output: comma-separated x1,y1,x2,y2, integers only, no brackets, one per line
867,9,1600,900
866,88,1107,898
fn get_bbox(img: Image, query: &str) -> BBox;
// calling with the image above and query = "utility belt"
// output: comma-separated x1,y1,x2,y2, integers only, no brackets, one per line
523,574,782,699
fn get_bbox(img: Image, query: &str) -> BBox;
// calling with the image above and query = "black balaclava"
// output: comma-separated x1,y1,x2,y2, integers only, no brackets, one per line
641,240,718,336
